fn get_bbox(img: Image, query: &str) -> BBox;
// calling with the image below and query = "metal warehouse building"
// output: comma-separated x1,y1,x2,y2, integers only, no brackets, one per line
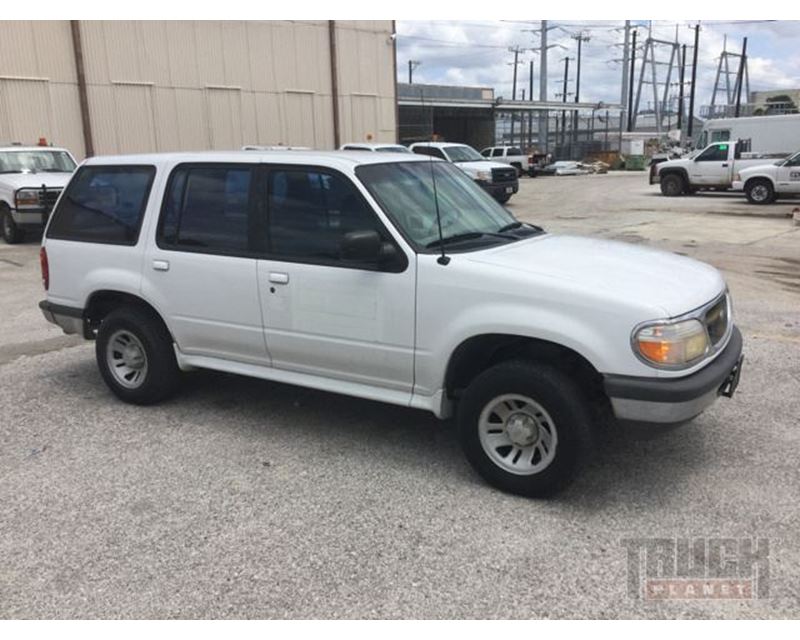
0,20,398,160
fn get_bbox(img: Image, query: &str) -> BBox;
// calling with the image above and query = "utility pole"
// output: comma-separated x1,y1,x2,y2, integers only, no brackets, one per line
619,20,631,153
561,56,571,150
678,44,686,133
508,45,524,146
408,60,421,84
627,29,637,132
540,21,549,152
734,37,748,117
528,58,534,150
572,31,591,150
687,24,699,140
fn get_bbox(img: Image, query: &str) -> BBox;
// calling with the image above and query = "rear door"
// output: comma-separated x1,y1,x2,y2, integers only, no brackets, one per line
142,162,269,365
255,165,416,393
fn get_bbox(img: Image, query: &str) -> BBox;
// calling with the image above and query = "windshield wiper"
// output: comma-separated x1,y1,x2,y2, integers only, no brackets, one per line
497,221,523,233
426,231,512,249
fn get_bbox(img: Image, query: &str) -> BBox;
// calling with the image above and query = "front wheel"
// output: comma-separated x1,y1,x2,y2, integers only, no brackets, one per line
660,173,686,197
1,204,23,244
745,179,775,205
458,361,591,497
96,306,181,405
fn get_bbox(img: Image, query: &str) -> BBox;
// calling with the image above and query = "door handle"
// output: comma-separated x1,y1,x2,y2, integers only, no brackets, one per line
152,260,170,271
722,163,729,167
268,272,289,285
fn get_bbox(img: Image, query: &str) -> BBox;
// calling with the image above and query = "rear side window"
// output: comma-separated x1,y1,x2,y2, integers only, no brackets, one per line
491,149,503,157
46,165,155,245
159,165,254,254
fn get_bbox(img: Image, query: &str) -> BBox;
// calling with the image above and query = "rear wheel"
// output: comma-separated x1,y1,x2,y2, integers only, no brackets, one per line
496,194,511,204
1,204,23,244
745,179,775,205
457,360,591,497
96,306,181,405
660,173,686,197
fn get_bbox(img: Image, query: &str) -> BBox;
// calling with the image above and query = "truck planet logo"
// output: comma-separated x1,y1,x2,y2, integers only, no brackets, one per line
622,537,770,600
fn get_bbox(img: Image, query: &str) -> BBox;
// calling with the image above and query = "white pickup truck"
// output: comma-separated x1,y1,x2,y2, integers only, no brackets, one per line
650,141,774,196
481,146,531,176
0,146,77,243
732,150,800,204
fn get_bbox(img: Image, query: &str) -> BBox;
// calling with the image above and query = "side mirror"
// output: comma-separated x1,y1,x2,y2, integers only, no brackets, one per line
341,230,381,261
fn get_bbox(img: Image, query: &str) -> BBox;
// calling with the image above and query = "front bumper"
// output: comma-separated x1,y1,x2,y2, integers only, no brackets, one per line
477,179,519,200
604,326,743,424
11,208,49,230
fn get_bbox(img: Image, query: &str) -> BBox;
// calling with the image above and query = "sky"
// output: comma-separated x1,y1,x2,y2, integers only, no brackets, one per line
395,20,800,111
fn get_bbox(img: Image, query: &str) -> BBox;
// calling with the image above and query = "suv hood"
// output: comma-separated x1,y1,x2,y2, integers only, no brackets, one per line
1,172,72,190
468,234,725,317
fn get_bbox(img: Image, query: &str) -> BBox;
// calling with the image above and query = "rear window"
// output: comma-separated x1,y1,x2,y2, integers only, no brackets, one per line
46,165,155,245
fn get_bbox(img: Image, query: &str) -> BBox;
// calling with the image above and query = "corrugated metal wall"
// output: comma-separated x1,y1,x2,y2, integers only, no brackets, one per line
0,21,86,157
0,20,397,159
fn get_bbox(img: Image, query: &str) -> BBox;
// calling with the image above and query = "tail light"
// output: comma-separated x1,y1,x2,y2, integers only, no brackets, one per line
39,247,49,290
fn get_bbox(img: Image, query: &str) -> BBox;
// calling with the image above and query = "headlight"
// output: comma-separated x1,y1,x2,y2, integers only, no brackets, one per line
476,170,491,181
15,189,40,207
633,318,709,367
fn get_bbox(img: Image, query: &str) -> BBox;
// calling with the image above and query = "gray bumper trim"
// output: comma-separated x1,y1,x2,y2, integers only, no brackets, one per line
610,387,720,424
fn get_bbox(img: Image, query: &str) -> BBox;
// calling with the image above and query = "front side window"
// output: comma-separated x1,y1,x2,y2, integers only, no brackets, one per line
267,169,384,262
47,165,155,245
696,144,729,162
356,161,518,250
0,150,76,174
159,166,253,253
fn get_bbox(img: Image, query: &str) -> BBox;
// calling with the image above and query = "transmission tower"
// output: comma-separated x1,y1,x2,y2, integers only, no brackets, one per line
709,36,750,118
631,26,682,135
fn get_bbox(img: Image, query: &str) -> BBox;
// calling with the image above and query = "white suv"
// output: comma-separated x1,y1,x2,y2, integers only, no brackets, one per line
39,150,743,497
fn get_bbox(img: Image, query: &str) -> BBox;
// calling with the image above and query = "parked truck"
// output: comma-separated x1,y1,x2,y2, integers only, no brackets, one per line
651,141,774,196
732,149,800,204
696,114,800,156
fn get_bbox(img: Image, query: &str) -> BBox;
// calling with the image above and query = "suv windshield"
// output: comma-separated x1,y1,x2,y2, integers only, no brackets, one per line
357,161,527,250
443,145,484,163
0,150,76,174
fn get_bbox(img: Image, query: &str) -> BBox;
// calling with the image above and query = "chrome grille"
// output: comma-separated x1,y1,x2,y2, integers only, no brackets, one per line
704,295,729,346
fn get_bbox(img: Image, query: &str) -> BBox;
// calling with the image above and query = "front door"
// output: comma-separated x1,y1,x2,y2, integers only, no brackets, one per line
690,143,732,186
255,166,416,393
776,152,800,194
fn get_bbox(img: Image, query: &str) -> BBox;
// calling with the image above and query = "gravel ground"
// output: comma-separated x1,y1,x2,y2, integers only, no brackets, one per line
1,173,798,618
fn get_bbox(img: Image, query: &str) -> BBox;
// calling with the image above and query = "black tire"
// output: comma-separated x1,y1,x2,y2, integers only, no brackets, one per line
457,360,591,498
496,194,511,204
95,305,181,405
1,204,24,244
660,173,686,197
745,179,775,205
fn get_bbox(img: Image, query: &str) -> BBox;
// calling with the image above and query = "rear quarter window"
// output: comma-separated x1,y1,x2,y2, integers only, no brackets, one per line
46,165,155,245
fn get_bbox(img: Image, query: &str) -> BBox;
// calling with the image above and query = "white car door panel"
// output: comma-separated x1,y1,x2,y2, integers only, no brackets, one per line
256,167,415,392
142,163,269,365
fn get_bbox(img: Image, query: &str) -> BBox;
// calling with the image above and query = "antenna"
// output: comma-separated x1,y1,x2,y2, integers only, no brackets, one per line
419,88,449,266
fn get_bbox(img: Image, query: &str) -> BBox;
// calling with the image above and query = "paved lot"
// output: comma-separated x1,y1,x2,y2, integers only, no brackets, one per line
1,173,799,618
